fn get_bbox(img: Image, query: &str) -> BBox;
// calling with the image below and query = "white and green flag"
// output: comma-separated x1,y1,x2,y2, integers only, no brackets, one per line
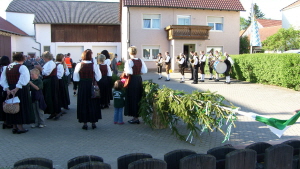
236,110,300,137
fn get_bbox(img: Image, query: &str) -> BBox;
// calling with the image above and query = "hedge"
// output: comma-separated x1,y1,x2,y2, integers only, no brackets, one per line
229,53,300,90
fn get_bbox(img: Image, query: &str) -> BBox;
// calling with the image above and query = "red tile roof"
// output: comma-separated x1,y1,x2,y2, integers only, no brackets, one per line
0,17,28,36
123,0,245,11
257,19,282,28
259,25,281,41
281,0,300,11
239,30,246,36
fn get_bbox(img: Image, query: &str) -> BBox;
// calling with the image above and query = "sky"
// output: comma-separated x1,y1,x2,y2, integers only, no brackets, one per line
0,0,297,20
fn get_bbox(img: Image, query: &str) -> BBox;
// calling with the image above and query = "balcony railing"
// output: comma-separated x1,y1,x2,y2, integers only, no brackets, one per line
165,25,212,40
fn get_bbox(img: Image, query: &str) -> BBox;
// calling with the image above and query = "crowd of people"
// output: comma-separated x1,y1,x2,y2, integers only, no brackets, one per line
0,46,148,133
0,47,243,135
156,50,234,84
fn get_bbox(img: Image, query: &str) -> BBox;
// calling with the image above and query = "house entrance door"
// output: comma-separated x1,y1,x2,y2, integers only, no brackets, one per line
183,44,195,68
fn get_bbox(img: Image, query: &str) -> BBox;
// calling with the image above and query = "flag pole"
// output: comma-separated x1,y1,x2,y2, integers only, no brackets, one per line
250,1,253,54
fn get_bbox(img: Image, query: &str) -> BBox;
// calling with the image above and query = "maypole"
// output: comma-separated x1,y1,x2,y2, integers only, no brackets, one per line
250,1,262,54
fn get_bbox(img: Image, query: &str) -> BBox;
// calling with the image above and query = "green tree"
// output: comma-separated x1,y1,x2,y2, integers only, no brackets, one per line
240,17,248,30
263,27,300,51
244,3,266,28
240,36,250,54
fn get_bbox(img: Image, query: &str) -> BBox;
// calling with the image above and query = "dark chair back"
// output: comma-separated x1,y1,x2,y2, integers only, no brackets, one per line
69,161,111,169
225,149,256,169
207,146,236,169
117,153,152,169
67,155,103,169
164,149,196,169
14,157,53,169
179,154,216,169
264,144,293,169
128,158,167,169
245,142,272,163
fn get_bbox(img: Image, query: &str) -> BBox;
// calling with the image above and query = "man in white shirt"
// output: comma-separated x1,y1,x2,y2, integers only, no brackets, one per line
199,51,207,82
164,52,171,81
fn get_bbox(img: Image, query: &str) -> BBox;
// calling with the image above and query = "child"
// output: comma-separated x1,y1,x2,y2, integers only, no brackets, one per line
113,80,125,124
29,68,47,128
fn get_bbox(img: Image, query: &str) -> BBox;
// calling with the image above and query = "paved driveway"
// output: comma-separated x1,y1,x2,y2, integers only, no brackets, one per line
0,72,299,169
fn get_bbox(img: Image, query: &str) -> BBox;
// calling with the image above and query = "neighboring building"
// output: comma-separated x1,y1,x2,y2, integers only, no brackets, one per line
121,0,245,69
6,0,121,62
0,16,29,58
281,0,300,30
240,19,282,52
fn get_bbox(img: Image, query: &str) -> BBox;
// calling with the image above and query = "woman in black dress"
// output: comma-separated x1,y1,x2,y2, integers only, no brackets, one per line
35,51,60,120
101,50,113,102
73,50,102,130
0,53,32,134
0,56,12,129
55,54,70,113
97,54,112,109
124,46,148,124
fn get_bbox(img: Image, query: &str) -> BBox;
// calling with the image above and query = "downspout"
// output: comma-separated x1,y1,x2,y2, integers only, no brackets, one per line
127,7,130,60
33,23,41,57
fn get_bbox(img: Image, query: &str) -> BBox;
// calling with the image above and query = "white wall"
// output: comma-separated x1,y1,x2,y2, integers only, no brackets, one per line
282,5,300,30
52,42,121,63
11,35,40,56
121,6,129,61
6,12,35,35
57,46,84,62
36,24,52,50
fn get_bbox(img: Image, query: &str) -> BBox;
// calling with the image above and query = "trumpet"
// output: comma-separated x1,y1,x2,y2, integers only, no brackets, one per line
190,59,194,63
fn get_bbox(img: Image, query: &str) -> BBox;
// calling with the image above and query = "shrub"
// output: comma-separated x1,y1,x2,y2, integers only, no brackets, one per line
230,53,300,90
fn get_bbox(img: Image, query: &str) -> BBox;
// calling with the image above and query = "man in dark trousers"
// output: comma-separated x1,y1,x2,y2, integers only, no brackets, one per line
64,53,73,84
189,51,194,80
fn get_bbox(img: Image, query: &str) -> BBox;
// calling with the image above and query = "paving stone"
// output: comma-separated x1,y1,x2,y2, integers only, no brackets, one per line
0,72,299,169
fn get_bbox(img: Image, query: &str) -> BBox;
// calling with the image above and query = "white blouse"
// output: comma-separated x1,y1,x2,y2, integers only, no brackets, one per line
42,60,56,76
73,61,102,82
104,59,111,66
0,63,30,90
55,62,64,79
124,58,148,75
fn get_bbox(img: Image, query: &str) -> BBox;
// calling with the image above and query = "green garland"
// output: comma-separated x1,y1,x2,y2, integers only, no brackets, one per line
139,80,238,143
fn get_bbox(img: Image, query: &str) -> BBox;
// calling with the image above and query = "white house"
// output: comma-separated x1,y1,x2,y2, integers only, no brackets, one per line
281,0,300,30
0,16,32,57
6,0,121,62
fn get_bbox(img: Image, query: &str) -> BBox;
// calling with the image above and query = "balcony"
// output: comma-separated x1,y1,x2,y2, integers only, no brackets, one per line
165,25,212,40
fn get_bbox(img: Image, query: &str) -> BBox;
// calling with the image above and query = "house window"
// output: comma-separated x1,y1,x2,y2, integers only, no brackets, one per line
206,46,223,55
28,53,36,58
12,52,23,55
143,46,160,60
207,16,223,31
178,15,191,25
44,46,50,52
143,14,160,29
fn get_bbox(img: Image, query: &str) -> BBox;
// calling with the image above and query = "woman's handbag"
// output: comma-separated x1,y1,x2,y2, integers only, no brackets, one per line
91,72,100,99
3,94,20,114
120,72,130,88
91,81,100,99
